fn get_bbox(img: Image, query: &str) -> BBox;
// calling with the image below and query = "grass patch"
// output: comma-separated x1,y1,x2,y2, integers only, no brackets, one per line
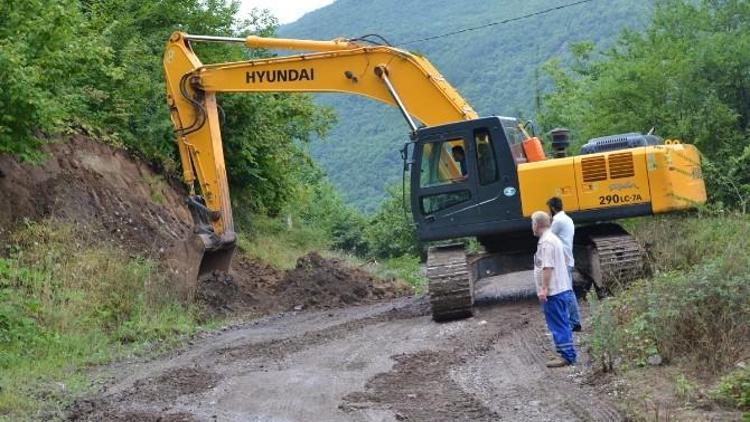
712,366,750,411
0,221,205,419
236,214,330,270
625,212,750,272
368,255,427,291
589,213,750,412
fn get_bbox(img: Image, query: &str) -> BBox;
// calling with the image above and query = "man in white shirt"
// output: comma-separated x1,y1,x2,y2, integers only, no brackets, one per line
547,197,582,332
532,210,577,367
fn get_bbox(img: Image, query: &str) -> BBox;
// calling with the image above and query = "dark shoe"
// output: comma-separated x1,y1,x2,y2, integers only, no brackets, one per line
546,357,570,368
572,324,582,332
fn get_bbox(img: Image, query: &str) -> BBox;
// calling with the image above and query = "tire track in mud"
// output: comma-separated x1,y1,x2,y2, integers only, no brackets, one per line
69,281,622,421
342,350,500,421
214,296,430,366
69,297,431,420
69,367,220,421
450,305,623,421
340,300,623,422
338,302,530,421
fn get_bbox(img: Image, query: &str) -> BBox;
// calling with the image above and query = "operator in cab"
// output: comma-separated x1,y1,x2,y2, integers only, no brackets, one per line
451,145,468,180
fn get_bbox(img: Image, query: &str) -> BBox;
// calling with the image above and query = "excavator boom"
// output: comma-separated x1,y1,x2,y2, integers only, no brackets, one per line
163,32,478,278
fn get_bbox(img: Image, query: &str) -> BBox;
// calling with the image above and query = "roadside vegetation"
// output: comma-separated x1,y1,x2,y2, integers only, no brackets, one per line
589,214,750,409
0,221,207,418
540,0,750,415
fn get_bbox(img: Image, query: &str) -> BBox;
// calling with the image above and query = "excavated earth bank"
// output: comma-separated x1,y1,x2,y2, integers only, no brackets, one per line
0,136,408,315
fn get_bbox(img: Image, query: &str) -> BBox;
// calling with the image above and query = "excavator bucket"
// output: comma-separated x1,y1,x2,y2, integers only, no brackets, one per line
163,232,236,301
195,233,236,279
163,196,237,300
184,195,237,278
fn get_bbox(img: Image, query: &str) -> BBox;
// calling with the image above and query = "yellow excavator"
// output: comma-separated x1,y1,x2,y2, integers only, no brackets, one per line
163,32,706,321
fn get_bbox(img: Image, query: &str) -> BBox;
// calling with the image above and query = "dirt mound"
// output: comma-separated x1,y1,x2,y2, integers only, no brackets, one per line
0,135,192,256
196,255,283,316
132,367,222,401
196,252,411,316
275,252,410,310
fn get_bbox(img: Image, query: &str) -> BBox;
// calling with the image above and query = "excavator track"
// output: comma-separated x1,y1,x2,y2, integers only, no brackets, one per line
578,224,649,292
427,245,474,322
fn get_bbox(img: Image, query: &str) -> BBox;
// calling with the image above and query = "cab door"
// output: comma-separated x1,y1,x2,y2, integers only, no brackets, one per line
411,126,479,240
470,120,524,225
411,117,524,241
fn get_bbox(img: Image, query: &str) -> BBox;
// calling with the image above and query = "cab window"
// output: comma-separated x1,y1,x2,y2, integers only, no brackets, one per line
421,190,471,214
500,119,528,164
420,139,468,187
474,129,498,185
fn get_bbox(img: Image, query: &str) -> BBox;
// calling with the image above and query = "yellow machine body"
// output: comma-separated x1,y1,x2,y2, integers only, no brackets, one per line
517,143,706,216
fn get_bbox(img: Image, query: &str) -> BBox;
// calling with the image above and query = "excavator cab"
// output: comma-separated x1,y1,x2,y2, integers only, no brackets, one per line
410,117,529,243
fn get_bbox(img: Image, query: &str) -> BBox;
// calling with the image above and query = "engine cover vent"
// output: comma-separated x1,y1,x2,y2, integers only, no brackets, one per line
582,156,607,182
608,152,635,179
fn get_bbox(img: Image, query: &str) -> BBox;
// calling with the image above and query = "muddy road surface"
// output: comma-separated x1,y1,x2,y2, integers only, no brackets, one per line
71,272,621,421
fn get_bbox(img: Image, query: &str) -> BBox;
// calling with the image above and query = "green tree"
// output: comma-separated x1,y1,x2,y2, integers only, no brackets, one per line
293,158,369,256
539,0,750,209
0,0,110,157
1,1,336,214
365,184,419,259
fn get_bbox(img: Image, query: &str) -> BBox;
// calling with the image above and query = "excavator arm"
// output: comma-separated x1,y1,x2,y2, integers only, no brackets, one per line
162,31,477,277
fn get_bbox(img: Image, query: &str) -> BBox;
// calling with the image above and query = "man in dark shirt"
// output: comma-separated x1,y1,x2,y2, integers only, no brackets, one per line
452,145,468,177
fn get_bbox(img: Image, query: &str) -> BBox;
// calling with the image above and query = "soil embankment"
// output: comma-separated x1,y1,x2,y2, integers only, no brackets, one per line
0,135,192,256
0,136,408,316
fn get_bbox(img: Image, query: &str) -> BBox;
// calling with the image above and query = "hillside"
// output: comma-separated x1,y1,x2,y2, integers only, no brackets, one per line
281,0,653,211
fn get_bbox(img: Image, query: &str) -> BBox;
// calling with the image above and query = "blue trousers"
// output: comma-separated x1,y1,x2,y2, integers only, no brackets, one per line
567,267,581,330
543,290,577,364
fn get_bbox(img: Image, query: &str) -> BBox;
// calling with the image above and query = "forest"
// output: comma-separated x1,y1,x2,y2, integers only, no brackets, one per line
281,0,654,211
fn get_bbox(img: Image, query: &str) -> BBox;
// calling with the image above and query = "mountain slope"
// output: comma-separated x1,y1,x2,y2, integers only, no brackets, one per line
281,0,653,211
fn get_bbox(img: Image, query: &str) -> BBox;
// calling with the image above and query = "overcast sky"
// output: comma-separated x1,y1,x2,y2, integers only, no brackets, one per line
240,0,336,24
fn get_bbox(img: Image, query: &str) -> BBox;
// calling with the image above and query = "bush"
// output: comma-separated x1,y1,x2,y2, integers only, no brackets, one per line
364,185,420,259
712,366,750,411
0,0,110,158
590,214,750,380
598,258,748,371
626,213,750,272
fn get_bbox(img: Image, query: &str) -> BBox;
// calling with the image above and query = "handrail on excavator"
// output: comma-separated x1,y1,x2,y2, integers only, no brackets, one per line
182,33,361,51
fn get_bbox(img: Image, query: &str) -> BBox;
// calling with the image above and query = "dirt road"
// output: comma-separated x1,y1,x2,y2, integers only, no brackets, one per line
71,272,621,421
